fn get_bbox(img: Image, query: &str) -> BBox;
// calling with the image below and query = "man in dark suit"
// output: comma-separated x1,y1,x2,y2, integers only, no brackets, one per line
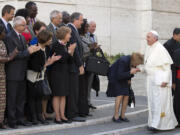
5,16,40,129
0,5,15,34
164,28,180,125
59,11,70,27
47,10,62,44
66,12,85,122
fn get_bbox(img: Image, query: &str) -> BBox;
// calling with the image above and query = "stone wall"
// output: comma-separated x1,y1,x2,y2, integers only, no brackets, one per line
0,0,180,55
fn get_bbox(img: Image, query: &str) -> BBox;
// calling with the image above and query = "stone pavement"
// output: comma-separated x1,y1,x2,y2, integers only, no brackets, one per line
0,92,148,135
4,73,179,135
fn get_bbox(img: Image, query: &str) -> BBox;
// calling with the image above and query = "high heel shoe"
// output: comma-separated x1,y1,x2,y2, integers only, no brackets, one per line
119,116,130,122
0,123,7,129
112,117,122,123
61,119,72,124
54,119,63,124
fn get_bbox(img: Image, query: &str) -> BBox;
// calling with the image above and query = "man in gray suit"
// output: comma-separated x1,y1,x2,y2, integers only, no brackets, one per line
47,10,62,44
5,16,40,129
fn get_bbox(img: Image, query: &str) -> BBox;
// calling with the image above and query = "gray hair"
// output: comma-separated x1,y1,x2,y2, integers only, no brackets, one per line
50,10,61,21
88,20,96,26
13,16,26,27
150,30,159,40
70,12,82,23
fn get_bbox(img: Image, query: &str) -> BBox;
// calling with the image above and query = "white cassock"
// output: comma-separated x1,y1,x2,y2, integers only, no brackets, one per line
144,41,178,130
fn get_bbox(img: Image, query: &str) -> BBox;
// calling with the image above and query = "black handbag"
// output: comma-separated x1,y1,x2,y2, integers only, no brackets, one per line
34,72,52,97
128,86,135,107
86,49,110,76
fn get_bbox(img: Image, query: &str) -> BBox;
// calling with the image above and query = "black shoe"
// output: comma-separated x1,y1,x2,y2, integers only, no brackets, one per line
71,117,86,122
89,104,97,109
17,121,32,126
30,119,39,125
37,117,49,125
147,126,159,133
61,119,72,124
112,117,122,123
41,120,49,125
86,113,93,117
9,124,18,129
54,119,63,124
119,116,130,122
79,114,87,118
0,123,7,129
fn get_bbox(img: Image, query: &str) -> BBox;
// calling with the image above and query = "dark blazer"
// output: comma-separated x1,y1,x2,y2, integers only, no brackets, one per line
106,55,133,97
5,30,30,81
67,23,83,73
0,18,12,34
164,38,180,83
51,41,72,71
28,49,46,72
47,23,58,44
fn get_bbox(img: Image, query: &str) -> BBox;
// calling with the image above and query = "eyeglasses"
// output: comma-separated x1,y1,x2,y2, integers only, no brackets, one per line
19,24,26,27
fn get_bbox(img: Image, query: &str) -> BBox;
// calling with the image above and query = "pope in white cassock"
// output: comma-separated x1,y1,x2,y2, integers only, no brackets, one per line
142,31,178,132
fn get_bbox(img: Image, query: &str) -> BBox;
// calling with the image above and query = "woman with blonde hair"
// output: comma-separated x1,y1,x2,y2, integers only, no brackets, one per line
106,53,143,123
51,26,76,124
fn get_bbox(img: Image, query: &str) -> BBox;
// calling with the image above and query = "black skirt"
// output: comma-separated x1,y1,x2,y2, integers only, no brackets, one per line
51,70,69,96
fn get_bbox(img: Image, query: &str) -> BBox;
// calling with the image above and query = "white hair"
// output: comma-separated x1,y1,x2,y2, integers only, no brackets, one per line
50,10,61,21
13,16,26,27
88,20,96,26
150,30,159,40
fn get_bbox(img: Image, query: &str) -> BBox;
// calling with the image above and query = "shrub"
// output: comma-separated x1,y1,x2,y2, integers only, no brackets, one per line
104,52,124,65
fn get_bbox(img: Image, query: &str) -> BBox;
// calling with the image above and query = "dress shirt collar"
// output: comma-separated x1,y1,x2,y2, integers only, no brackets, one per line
1,17,8,29
68,23,78,32
51,22,57,30
58,40,66,46
14,29,21,37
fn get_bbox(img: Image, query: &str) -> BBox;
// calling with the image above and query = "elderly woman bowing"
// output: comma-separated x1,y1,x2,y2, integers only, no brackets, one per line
106,53,143,123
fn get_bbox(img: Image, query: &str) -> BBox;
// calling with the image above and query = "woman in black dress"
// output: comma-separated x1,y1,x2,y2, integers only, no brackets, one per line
51,26,76,124
27,30,61,125
106,53,143,123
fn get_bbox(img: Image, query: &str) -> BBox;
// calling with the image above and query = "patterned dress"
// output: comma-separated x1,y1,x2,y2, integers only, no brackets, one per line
0,40,7,123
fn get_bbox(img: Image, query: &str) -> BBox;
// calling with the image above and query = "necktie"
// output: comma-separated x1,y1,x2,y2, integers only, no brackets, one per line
19,34,24,49
90,33,95,42
90,33,94,37
7,23,12,33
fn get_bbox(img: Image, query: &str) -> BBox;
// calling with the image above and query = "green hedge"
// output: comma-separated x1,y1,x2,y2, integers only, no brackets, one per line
104,52,124,65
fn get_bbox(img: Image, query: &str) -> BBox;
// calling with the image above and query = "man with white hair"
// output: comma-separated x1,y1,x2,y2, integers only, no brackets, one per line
5,16,39,129
48,10,62,43
88,21,98,43
142,30,178,132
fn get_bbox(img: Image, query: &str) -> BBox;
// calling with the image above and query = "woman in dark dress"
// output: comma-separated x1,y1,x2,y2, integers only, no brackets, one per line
51,26,76,124
27,30,61,125
106,53,143,123
78,19,99,116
